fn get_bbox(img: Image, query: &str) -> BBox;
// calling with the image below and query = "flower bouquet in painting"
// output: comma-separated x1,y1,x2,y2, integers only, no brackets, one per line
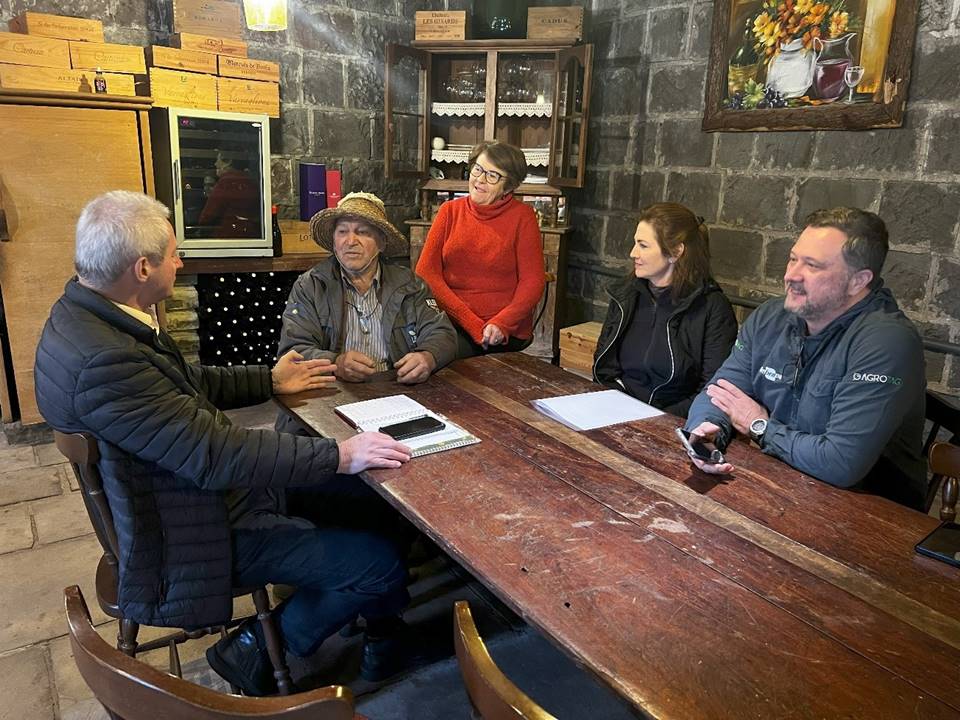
722,0,895,110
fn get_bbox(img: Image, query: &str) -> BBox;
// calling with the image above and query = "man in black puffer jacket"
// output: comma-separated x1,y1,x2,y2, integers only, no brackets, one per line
35,191,415,695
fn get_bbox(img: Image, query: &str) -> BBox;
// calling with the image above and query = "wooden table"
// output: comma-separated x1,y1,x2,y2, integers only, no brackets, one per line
277,353,960,719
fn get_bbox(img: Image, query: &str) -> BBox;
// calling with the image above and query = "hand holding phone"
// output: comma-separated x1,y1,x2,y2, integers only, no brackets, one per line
675,427,726,465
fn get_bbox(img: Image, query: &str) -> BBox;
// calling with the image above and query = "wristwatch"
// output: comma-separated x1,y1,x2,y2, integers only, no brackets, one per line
749,417,768,444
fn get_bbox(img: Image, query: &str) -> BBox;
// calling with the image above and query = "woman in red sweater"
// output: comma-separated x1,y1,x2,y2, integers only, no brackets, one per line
416,141,545,358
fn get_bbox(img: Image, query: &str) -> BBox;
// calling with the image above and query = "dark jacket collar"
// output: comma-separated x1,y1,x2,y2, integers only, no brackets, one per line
63,278,160,346
606,273,718,315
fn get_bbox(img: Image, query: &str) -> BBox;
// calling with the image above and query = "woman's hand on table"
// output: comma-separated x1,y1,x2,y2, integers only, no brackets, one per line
394,351,436,385
481,323,506,348
271,351,337,394
335,351,377,382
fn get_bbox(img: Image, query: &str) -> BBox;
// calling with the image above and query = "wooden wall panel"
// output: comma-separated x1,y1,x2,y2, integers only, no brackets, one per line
0,105,145,424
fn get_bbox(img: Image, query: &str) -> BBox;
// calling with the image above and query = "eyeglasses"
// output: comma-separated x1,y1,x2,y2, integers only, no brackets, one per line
470,162,505,185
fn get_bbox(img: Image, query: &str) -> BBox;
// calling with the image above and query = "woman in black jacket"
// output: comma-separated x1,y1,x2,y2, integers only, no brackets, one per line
593,203,738,417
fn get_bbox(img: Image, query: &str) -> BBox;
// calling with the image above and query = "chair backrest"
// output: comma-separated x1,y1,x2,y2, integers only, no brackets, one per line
65,585,356,720
929,442,960,523
453,601,557,720
54,431,120,563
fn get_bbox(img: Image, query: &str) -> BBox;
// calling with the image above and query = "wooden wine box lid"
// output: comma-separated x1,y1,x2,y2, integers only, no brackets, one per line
218,55,280,83
173,0,244,40
217,75,279,117
149,67,218,109
526,6,584,40
69,40,146,74
414,11,468,41
148,45,218,74
0,31,70,68
9,12,104,43
0,63,136,95
279,220,329,256
172,32,247,58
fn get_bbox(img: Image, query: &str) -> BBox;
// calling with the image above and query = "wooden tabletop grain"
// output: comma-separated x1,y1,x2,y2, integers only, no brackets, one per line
277,353,960,720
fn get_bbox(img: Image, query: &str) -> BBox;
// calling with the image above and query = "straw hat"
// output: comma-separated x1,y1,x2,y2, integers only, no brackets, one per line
308,192,406,257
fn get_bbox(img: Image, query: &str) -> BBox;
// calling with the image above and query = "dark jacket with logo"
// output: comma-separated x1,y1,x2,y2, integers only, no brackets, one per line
34,279,341,629
592,275,738,417
686,286,926,508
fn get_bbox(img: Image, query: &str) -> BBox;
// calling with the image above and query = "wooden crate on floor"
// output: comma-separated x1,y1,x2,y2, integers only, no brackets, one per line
172,32,247,58
69,41,146,74
217,75,279,117
8,12,104,42
0,31,70,68
147,45,217,74
559,321,601,377
173,0,244,39
0,64,136,95
149,67,217,110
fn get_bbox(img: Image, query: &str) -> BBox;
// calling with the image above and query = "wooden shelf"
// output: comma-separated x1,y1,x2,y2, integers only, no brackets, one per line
181,253,328,275
421,178,563,196
412,39,577,50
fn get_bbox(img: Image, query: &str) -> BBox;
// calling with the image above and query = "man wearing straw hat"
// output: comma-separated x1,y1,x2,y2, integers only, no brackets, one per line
277,192,456,387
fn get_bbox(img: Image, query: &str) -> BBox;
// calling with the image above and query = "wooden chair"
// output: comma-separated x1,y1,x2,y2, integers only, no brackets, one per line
923,390,960,455
54,430,294,695
453,601,557,720
928,442,959,522
65,585,361,720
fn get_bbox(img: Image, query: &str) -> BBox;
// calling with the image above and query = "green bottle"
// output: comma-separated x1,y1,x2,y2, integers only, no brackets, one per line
730,31,758,66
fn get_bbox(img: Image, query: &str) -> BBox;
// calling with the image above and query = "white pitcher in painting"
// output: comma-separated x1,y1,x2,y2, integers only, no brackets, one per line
766,38,816,98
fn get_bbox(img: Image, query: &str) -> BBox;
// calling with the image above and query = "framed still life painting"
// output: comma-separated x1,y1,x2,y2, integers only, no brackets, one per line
702,0,919,131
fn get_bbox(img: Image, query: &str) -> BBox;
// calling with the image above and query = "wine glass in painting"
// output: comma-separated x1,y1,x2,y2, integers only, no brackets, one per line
844,65,864,103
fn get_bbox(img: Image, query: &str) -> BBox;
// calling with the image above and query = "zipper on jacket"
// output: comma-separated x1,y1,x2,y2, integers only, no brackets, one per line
647,318,676,406
593,295,625,383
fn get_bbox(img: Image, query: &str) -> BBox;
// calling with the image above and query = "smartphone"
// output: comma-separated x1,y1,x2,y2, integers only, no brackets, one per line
379,415,445,441
675,427,726,465
915,522,960,568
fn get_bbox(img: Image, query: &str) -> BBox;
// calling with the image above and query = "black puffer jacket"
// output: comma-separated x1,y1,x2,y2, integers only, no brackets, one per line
593,276,738,417
35,279,340,629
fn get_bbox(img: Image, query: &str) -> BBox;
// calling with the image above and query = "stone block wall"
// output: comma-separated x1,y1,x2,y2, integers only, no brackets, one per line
571,0,960,395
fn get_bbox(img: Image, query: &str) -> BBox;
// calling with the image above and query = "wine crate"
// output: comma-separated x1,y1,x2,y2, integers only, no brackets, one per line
8,12,104,43
279,220,327,255
0,63,136,95
414,11,468,41
172,32,247,58
149,67,218,110
148,45,217,74
559,321,601,376
217,75,279,117
218,55,279,83
69,41,146,74
173,0,244,40
0,31,70,69
526,6,584,40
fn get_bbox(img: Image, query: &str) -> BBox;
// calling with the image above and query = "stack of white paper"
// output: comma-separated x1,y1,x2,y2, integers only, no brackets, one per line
531,389,662,431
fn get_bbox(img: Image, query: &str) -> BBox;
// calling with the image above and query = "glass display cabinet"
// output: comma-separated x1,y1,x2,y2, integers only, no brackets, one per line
384,39,593,359
150,108,273,257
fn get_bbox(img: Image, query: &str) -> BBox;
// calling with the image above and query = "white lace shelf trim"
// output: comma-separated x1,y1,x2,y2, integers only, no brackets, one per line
432,102,485,117
431,148,550,167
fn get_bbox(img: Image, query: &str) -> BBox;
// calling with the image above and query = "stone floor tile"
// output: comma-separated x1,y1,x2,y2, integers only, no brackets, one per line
0,504,34,555
0,644,55,720
34,443,67,467
60,698,109,720
0,465,63,507
31,491,94,545
0,444,38,474
0,535,105,653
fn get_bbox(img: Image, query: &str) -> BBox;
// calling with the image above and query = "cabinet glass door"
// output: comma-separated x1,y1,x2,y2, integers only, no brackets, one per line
385,44,430,179
176,115,266,241
494,51,555,186
549,45,593,188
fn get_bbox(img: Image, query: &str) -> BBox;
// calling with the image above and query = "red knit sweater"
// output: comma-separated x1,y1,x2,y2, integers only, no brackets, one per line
416,196,545,343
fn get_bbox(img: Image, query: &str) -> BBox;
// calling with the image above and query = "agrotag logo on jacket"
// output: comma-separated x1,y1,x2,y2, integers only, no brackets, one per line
758,365,784,383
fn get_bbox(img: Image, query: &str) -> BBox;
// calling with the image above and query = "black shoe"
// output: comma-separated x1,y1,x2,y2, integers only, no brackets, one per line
359,621,430,683
206,620,277,696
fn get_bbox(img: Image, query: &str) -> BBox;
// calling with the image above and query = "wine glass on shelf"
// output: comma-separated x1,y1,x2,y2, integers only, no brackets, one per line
843,65,864,103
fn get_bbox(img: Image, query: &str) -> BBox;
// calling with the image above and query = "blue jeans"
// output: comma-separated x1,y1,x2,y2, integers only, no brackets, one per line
231,525,409,657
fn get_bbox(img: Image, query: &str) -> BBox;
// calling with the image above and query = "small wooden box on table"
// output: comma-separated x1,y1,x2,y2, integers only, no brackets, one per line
558,321,601,377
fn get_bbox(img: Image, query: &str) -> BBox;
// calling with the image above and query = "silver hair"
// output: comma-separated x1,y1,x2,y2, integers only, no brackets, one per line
75,191,172,289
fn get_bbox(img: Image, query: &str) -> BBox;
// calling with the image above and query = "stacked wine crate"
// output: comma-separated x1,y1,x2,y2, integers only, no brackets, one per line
148,0,280,117
559,321,602,379
0,12,144,96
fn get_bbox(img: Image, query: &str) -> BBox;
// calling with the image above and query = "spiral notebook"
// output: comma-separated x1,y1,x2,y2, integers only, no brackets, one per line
334,394,481,458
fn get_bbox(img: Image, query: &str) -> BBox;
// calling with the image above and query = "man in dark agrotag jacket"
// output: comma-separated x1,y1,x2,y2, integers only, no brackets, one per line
34,191,417,695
